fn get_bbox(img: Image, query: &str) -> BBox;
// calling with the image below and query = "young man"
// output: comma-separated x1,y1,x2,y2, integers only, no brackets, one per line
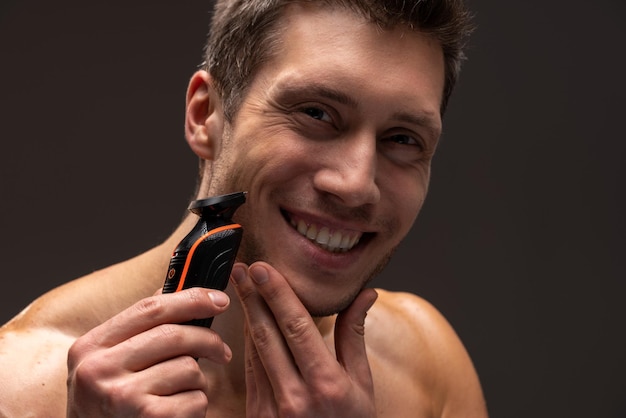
0,1,488,416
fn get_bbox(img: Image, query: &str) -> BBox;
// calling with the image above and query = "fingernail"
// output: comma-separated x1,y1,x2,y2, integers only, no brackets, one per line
231,264,247,284
366,293,378,312
223,343,232,361
250,265,269,284
208,291,230,307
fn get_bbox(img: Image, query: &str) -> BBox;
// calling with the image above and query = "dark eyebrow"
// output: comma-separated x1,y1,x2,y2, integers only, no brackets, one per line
272,79,359,108
392,111,442,140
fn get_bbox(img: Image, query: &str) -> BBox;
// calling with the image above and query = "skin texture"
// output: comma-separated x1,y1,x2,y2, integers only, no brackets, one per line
199,4,444,317
0,4,488,418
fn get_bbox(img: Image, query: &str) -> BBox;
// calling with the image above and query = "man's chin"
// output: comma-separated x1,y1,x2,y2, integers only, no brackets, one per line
238,233,396,316
306,250,395,317
302,286,364,318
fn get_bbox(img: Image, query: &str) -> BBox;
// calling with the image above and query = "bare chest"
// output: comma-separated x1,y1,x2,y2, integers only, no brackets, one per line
201,367,434,418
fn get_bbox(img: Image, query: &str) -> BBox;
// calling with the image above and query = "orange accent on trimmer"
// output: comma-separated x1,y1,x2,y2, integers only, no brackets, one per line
175,224,242,292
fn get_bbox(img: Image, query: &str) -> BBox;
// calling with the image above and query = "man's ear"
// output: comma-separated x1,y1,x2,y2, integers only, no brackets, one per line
185,70,224,161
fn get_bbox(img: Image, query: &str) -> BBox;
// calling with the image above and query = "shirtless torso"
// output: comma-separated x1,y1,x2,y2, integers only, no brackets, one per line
1,2,488,416
0,217,487,417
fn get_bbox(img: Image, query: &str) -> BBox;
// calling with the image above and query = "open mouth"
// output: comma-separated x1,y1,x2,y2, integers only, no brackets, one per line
282,210,366,253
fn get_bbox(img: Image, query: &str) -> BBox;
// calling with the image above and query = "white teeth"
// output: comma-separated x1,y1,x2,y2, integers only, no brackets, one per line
296,219,307,235
328,232,342,248
340,234,352,249
288,215,362,252
316,227,330,245
306,224,318,240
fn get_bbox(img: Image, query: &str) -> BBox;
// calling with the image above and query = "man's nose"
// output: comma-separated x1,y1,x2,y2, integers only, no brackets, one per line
312,134,381,207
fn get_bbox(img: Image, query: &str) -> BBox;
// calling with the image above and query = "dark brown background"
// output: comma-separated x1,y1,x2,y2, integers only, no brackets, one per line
1,1,624,417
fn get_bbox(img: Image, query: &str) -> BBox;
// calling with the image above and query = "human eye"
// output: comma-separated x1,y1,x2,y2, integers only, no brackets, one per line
385,133,420,146
382,132,423,149
288,103,340,140
300,106,333,123
379,129,434,165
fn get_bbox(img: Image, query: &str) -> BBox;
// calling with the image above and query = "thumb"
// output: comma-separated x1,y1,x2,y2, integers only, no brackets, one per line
334,288,378,381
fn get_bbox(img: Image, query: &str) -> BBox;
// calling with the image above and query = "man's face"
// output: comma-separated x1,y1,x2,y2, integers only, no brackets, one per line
208,4,444,316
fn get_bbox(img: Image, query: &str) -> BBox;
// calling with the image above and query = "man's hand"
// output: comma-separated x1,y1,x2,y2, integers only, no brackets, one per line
66,288,232,418
231,262,378,417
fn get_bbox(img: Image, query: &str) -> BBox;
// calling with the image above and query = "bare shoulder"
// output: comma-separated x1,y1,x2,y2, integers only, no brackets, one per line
0,274,105,417
0,317,75,417
0,260,156,417
366,289,489,417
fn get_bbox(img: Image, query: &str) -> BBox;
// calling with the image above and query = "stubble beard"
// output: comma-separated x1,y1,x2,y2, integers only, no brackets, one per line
236,228,397,317
210,135,400,316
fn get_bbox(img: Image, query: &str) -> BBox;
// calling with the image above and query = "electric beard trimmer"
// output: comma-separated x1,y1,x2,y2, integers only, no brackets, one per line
162,191,246,328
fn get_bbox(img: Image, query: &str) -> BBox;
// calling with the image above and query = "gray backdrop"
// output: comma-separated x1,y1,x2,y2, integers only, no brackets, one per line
1,1,624,417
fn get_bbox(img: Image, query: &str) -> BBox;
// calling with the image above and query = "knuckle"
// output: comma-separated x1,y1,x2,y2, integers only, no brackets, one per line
71,370,136,414
149,324,200,349
350,321,366,337
69,350,121,392
184,287,205,305
283,316,312,342
153,323,186,346
69,356,100,388
179,354,201,371
67,332,104,370
277,395,307,417
199,327,225,352
322,382,348,403
249,323,273,350
181,357,209,386
66,339,87,369
309,378,350,408
179,288,219,318
133,296,167,319
106,378,134,404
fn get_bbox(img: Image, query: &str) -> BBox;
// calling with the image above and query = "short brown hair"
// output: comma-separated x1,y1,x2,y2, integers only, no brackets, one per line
203,0,474,119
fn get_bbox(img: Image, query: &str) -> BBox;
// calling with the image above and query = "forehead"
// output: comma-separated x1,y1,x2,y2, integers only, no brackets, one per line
255,2,445,118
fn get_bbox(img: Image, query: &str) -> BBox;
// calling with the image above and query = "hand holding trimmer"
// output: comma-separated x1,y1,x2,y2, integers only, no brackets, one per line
162,191,246,328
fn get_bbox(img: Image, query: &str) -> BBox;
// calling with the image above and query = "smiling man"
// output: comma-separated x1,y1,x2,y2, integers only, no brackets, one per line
0,1,488,417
